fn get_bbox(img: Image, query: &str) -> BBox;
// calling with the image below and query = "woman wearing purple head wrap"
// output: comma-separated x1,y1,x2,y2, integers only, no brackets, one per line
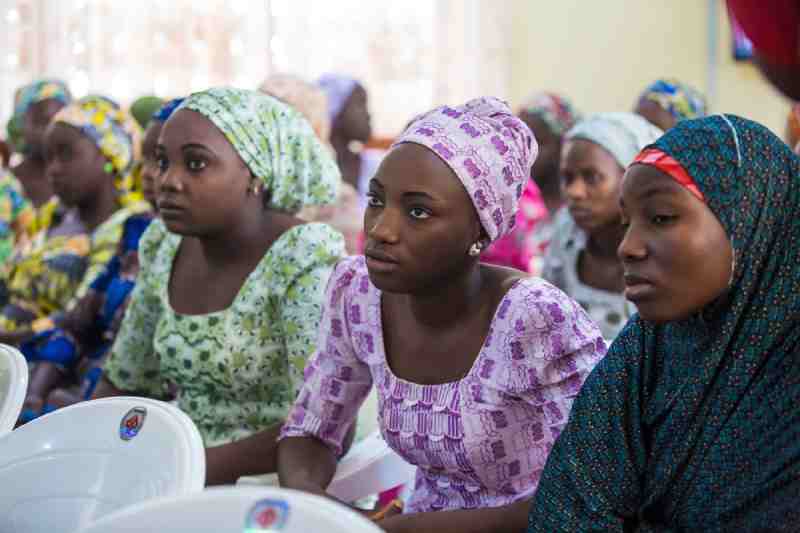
278,97,606,532
317,73,383,201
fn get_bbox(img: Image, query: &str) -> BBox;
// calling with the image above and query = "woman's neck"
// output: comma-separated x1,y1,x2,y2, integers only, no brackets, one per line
78,186,119,231
401,264,485,329
198,208,298,268
586,221,626,259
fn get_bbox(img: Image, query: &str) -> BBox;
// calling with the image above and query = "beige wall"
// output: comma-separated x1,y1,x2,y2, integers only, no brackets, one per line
712,3,789,136
508,0,790,136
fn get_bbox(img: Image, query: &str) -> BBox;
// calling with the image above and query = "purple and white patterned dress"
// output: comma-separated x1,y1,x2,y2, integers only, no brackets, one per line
280,256,606,514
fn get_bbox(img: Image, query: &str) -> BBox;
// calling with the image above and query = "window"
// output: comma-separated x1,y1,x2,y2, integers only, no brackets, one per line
1,0,510,139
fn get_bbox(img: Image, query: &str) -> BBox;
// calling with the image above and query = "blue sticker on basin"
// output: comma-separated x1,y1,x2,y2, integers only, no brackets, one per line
119,407,147,441
245,498,289,531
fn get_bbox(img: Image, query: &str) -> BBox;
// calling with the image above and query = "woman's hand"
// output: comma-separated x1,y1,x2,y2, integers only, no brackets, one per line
370,498,531,533
375,513,413,533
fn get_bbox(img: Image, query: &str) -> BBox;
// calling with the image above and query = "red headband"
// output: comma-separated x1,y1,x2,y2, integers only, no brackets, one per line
632,148,705,202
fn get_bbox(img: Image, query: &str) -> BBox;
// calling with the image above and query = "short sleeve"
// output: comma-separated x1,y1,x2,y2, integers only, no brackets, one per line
279,255,374,457
501,279,607,437
268,223,346,395
103,219,169,397
527,321,647,532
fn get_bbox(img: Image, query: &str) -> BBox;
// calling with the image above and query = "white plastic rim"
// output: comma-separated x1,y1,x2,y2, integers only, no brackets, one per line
0,344,28,434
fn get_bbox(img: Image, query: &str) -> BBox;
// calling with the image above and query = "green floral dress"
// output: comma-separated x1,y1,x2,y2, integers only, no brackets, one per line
104,220,345,446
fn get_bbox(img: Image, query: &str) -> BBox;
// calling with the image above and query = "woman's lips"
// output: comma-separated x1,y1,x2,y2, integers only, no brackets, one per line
623,273,656,301
364,249,399,273
568,206,592,222
157,201,185,218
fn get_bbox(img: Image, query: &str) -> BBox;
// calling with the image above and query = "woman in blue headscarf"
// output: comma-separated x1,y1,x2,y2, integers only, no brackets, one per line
634,78,707,132
528,115,800,531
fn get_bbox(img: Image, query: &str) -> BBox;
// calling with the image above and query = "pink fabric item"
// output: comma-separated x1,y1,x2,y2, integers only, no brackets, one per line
377,486,403,507
481,179,550,273
394,97,538,242
279,256,606,514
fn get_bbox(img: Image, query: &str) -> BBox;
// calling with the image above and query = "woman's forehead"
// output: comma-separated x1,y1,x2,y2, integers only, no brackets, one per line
160,109,223,147
376,143,464,198
562,138,618,169
621,164,699,207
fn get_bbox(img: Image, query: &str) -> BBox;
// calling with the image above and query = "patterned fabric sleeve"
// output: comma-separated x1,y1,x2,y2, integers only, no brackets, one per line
103,219,168,398
72,216,126,301
279,255,374,457
88,255,120,294
504,280,607,439
22,234,91,333
270,224,345,395
527,323,646,532
30,205,148,333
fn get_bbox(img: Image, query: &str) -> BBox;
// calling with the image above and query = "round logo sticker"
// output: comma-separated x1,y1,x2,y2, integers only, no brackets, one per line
245,498,289,531
119,407,147,441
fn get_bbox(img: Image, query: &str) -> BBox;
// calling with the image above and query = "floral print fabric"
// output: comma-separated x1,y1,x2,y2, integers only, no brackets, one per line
0,201,150,332
104,221,344,446
639,78,708,122
0,170,31,265
178,88,339,214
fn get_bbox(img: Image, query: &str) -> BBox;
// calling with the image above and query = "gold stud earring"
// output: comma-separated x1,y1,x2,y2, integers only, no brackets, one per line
468,243,482,257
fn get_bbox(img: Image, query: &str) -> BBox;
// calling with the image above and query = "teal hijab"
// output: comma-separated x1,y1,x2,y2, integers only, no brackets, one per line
528,115,800,531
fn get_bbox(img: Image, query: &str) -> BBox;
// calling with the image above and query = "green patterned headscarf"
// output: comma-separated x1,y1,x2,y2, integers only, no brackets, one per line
528,115,800,531
178,87,339,213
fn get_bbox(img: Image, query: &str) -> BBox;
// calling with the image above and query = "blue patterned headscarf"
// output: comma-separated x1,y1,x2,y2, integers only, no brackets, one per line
528,115,800,531
639,78,708,122
152,97,185,123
